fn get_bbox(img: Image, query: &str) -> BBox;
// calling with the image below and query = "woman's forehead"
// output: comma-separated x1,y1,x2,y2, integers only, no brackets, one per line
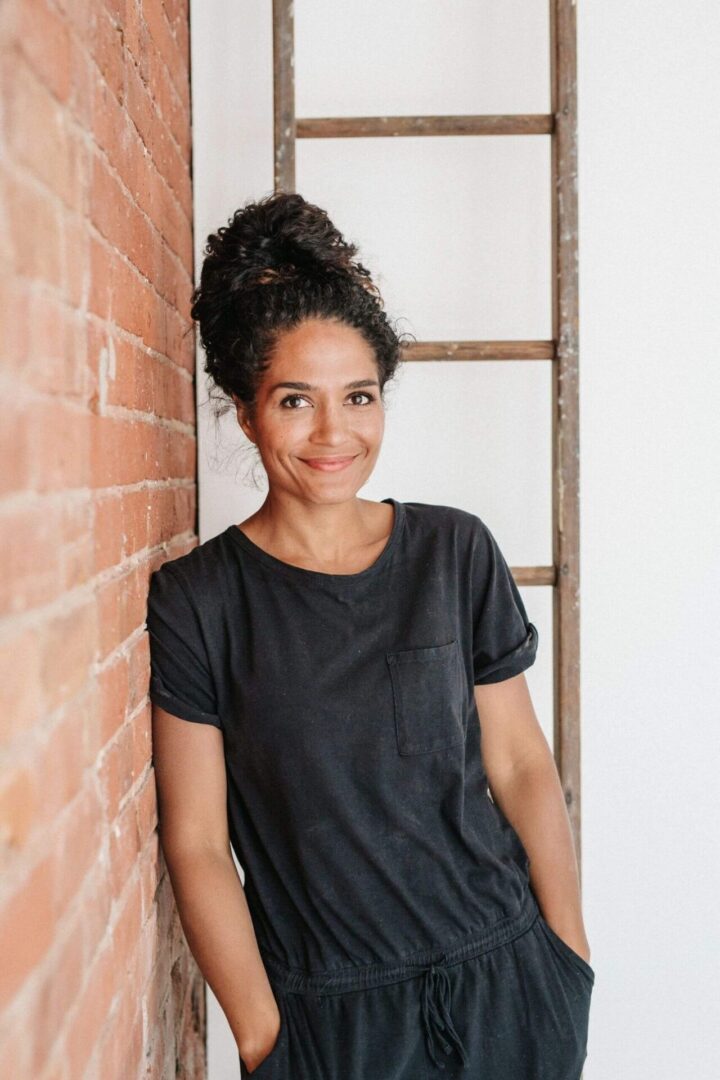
265,321,377,374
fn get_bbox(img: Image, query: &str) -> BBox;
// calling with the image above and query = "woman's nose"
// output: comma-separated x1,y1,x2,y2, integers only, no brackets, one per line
309,403,348,442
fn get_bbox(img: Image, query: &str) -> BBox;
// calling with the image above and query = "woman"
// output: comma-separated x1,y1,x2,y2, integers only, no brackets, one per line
147,192,595,1078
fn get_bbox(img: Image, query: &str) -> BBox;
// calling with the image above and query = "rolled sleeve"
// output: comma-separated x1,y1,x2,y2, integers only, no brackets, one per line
146,563,222,729
471,518,539,685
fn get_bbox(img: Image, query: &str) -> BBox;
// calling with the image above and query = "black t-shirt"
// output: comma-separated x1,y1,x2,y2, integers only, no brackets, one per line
147,498,539,970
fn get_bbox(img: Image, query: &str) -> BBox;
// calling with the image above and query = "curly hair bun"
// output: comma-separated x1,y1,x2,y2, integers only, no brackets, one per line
211,191,379,296
191,191,404,423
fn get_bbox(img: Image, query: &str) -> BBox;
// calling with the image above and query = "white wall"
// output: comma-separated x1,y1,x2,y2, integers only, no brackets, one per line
578,3,720,1077
190,3,720,1077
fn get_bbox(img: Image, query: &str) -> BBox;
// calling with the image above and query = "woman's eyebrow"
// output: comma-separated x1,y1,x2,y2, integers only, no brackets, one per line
268,379,380,393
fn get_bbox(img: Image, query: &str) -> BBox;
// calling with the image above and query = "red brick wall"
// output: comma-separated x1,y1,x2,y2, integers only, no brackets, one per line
0,2,206,1075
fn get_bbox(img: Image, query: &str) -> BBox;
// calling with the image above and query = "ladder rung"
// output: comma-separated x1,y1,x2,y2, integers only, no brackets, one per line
296,115,553,139
400,341,554,361
512,567,556,587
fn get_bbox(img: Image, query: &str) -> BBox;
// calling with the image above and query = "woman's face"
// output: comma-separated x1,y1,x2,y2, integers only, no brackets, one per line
236,317,386,503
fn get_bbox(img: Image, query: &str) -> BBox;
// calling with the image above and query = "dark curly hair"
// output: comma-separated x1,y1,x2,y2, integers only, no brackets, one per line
190,191,411,427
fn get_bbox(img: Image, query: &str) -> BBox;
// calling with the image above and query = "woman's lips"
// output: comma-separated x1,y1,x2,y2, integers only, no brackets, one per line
300,455,358,472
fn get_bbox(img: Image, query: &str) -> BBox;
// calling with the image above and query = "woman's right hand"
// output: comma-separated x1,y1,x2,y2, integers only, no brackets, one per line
238,1000,282,1073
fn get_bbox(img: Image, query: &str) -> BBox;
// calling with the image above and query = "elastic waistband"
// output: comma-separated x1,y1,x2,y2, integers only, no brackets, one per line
260,887,541,996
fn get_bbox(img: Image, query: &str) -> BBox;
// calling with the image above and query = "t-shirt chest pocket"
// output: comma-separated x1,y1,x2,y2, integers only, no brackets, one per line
385,638,466,756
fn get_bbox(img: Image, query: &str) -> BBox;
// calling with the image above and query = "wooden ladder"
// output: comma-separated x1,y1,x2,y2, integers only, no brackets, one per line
270,2,583,884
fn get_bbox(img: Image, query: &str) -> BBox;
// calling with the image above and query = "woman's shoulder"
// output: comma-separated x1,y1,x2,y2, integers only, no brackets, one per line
149,529,233,602
401,499,485,536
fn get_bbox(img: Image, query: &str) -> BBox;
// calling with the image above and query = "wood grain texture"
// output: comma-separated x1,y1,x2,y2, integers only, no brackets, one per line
550,0,582,886
296,114,553,138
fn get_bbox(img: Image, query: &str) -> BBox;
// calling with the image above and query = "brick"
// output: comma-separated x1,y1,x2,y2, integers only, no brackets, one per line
50,783,106,930
0,626,44,741
26,917,86,1073
0,856,56,1010
63,213,90,308
90,4,126,104
90,150,192,310
91,72,192,271
2,58,87,212
63,931,118,1079
16,0,73,105
97,714,136,821
31,398,91,493
0,400,37,497
40,705,92,824
0,762,36,851
94,935,144,1077
96,655,130,748
93,494,125,572
124,54,191,219
0,502,66,616
39,601,96,712
26,292,86,398
144,25,190,159
1,165,64,288
121,486,152,557
0,272,31,377
140,0,188,104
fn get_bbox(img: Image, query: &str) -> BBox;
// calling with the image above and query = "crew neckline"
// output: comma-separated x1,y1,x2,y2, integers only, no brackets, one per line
224,498,404,585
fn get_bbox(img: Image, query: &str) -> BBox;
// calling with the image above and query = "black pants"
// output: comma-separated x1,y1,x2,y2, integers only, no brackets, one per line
242,892,594,1079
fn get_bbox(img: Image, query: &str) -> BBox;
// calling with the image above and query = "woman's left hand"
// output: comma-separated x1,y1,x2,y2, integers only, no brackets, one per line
554,923,592,965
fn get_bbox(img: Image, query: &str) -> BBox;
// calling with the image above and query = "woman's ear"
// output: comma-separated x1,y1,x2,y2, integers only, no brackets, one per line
232,396,256,444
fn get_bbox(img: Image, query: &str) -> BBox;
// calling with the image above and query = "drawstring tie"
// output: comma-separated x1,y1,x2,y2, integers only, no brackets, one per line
420,956,470,1070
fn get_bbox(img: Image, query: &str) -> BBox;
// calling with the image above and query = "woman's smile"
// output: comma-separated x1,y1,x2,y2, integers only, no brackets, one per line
299,454,360,472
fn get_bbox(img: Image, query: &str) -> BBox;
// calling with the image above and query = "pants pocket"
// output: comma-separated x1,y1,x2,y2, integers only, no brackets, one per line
536,913,595,987
240,991,288,1078
386,638,466,755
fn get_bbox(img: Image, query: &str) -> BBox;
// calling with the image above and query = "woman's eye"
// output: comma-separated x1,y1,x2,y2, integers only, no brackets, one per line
280,392,375,409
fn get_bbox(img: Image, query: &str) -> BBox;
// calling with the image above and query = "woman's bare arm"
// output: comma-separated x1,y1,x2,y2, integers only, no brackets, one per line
151,704,280,1071
473,673,591,964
